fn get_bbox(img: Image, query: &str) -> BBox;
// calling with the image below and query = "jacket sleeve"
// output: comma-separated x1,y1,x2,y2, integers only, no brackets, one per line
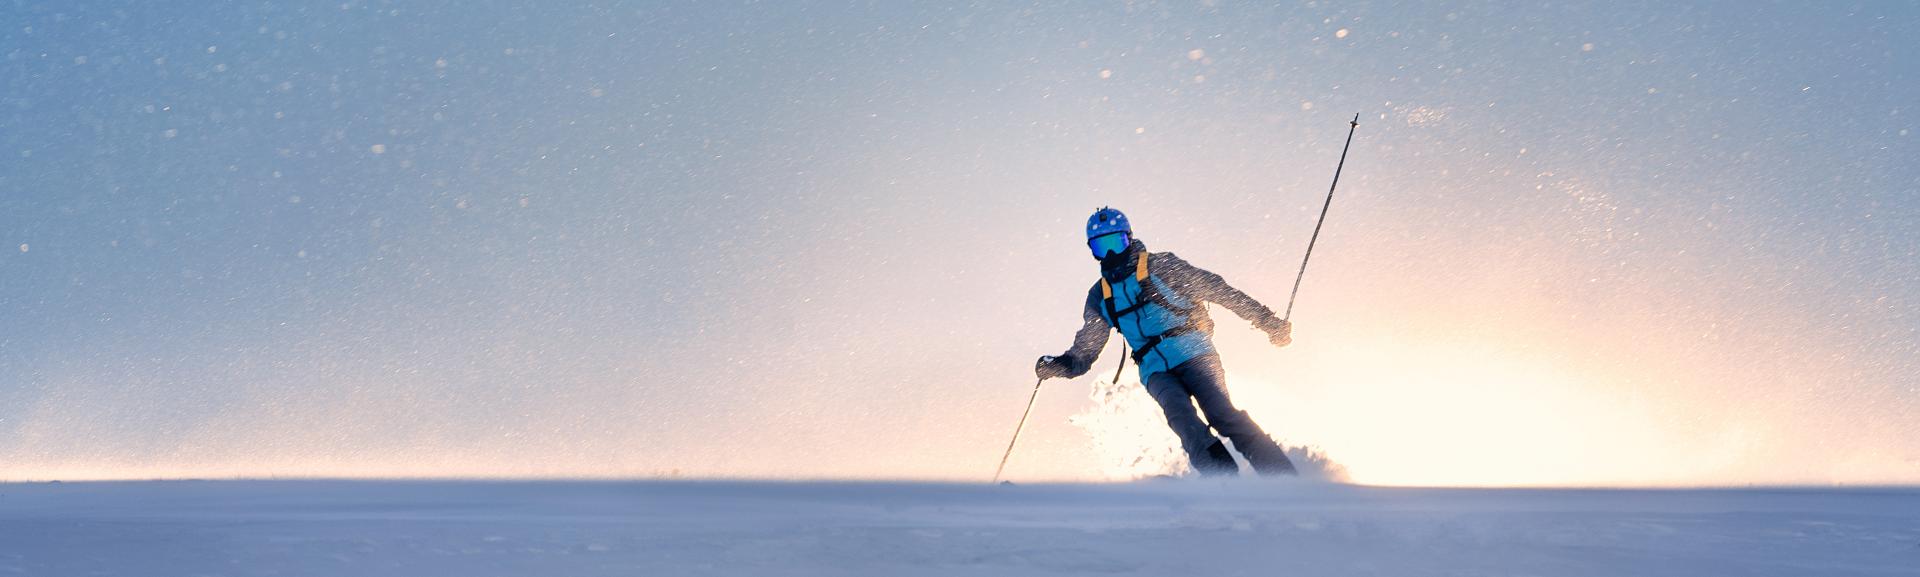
1156,252,1285,331
1053,284,1112,378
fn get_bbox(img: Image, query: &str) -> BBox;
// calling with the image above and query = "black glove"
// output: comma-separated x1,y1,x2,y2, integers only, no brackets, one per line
1035,355,1072,380
1257,317,1293,348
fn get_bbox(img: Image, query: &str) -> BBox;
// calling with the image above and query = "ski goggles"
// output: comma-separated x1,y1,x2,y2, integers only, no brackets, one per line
1087,232,1130,258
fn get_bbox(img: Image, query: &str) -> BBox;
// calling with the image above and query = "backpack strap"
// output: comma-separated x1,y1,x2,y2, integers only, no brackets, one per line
1102,252,1160,322
1130,325,1198,363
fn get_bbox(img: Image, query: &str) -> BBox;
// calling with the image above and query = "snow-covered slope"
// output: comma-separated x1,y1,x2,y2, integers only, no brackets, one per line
2,480,1915,576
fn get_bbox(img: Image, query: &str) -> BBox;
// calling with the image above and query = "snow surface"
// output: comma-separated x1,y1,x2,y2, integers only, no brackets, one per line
2,480,1916,576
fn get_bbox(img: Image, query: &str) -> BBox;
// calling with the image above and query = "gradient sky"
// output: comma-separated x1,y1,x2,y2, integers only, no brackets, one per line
2,1,1915,485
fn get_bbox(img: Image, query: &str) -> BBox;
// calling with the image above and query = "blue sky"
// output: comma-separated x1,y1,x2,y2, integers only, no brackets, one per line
1,2,1915,484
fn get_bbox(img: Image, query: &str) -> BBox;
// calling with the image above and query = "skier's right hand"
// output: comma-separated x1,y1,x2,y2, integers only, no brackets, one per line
1035,355,1071,380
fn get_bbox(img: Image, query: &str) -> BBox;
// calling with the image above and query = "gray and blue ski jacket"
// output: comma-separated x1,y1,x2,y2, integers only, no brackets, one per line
1052,241,1287,380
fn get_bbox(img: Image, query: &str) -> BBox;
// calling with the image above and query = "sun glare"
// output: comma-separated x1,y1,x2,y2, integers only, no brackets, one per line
1230,336,1683,487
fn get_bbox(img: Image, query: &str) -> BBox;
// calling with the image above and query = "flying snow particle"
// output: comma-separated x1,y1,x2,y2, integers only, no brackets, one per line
370,144,386,154
18,244,26,253
1135,127,1146,134
1335,28,1350,39
1187,49,1205,61
1301,101,1314,111
162,129,178,138
1099,69,1112,79
206,46,217,54
1582,43,1594,52
73,56,87,65
435,58,448,69
1404,106,1447,126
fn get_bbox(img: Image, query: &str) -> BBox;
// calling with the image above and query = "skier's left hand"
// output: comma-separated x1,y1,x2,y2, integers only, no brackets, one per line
1264,318,1292,348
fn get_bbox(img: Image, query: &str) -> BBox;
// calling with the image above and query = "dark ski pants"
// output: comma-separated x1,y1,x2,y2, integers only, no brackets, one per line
1144,354,1296,476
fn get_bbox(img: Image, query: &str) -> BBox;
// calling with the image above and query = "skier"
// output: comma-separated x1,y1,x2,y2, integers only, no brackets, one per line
1036,207,1298,476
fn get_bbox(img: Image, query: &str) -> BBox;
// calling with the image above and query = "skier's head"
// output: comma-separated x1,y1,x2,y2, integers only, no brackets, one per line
1086,207,1132,260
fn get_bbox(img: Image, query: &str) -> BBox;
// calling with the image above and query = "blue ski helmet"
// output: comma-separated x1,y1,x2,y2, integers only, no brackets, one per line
1086,207,1132,259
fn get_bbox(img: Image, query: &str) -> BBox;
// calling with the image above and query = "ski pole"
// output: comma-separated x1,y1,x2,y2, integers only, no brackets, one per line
1283,113,1361,322
995,343,1129,482
991,378,1046,483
